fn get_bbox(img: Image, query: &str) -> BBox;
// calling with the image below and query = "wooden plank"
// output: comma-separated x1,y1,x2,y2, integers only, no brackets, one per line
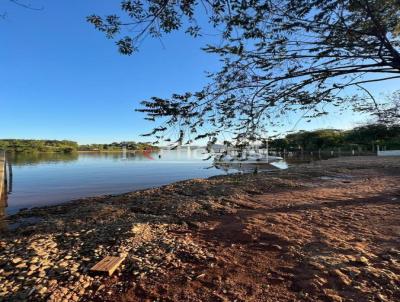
90,256,125,276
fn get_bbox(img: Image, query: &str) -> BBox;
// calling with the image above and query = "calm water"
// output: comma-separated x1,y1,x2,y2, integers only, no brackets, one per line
4,150,289,215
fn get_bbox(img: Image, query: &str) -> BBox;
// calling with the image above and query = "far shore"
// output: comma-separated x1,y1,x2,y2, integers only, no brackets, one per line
77,150,159,153
5,149,160,155
1,156,400,301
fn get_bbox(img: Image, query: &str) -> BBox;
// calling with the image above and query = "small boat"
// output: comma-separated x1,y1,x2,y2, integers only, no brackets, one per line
214,161,282,173
214,152,283,164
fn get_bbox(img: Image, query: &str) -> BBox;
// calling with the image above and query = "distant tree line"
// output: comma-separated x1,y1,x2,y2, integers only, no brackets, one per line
269,124,400,153
78,141,158,152
0,140,158,153
0,139,78,153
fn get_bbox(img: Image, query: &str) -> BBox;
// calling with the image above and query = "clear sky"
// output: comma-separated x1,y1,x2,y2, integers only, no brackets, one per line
1,0,399,144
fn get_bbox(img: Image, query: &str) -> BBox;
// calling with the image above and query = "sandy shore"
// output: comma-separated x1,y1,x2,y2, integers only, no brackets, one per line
1,156,400,301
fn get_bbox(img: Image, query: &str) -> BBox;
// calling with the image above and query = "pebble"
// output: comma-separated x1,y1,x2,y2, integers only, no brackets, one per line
356,256,370,266
29,264,39,271
12,257,23,264
59,261,69,268
38,286,48,295
82,281,91,289
271,244,283,251
330,269,352,286
377,293,389,302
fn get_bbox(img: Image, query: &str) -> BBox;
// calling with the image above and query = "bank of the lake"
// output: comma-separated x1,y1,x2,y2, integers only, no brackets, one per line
3,150,226,214
1,156,400,302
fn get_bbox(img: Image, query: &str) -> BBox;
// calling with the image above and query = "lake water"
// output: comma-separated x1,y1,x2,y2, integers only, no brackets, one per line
4,150,289,215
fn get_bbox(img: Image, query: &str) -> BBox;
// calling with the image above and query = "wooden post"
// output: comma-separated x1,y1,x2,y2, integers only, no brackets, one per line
7,157,12,193
0,151,5,199
0,151,7,231
253,165,258,174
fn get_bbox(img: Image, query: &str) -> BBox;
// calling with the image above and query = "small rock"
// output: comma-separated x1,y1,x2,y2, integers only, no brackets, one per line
326,293,342,302
12,257,23,264
29,264,39,271
330,269,352,286
196,273,206,279
377,293,389,302
61,287,69,295
38,287,48,295
59,261,68,268
27,287,36,296
97,284,105,292
82,281,91,289
356,256,370,266
16,263,27,269
308,261,325,270
271,244,283,251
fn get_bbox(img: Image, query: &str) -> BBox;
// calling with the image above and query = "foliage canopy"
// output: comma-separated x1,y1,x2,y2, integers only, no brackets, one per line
0,139,78,153
89,0,400,146
269,124,400,151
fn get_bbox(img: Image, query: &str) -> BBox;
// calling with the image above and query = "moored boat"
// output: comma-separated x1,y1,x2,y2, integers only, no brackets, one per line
214,152,283,164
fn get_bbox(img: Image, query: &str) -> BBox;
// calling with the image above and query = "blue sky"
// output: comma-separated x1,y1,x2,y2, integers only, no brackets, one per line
0,0,399,144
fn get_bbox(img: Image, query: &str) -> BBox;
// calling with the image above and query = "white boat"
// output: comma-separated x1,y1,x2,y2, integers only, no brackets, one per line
214,152,283,165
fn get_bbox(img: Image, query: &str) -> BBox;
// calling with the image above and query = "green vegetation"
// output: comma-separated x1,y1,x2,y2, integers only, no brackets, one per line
0,140,158,153
78,141,159,152
2,127,398,154
0,139,78,153
269,124,400,152
90,0,400,146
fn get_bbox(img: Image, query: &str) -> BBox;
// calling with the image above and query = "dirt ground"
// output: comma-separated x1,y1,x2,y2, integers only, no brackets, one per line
1,156,400,302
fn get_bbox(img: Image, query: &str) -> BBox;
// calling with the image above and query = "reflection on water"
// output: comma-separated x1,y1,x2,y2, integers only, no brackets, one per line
3,150,217,215
9,152,79,166
2,150,292,217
